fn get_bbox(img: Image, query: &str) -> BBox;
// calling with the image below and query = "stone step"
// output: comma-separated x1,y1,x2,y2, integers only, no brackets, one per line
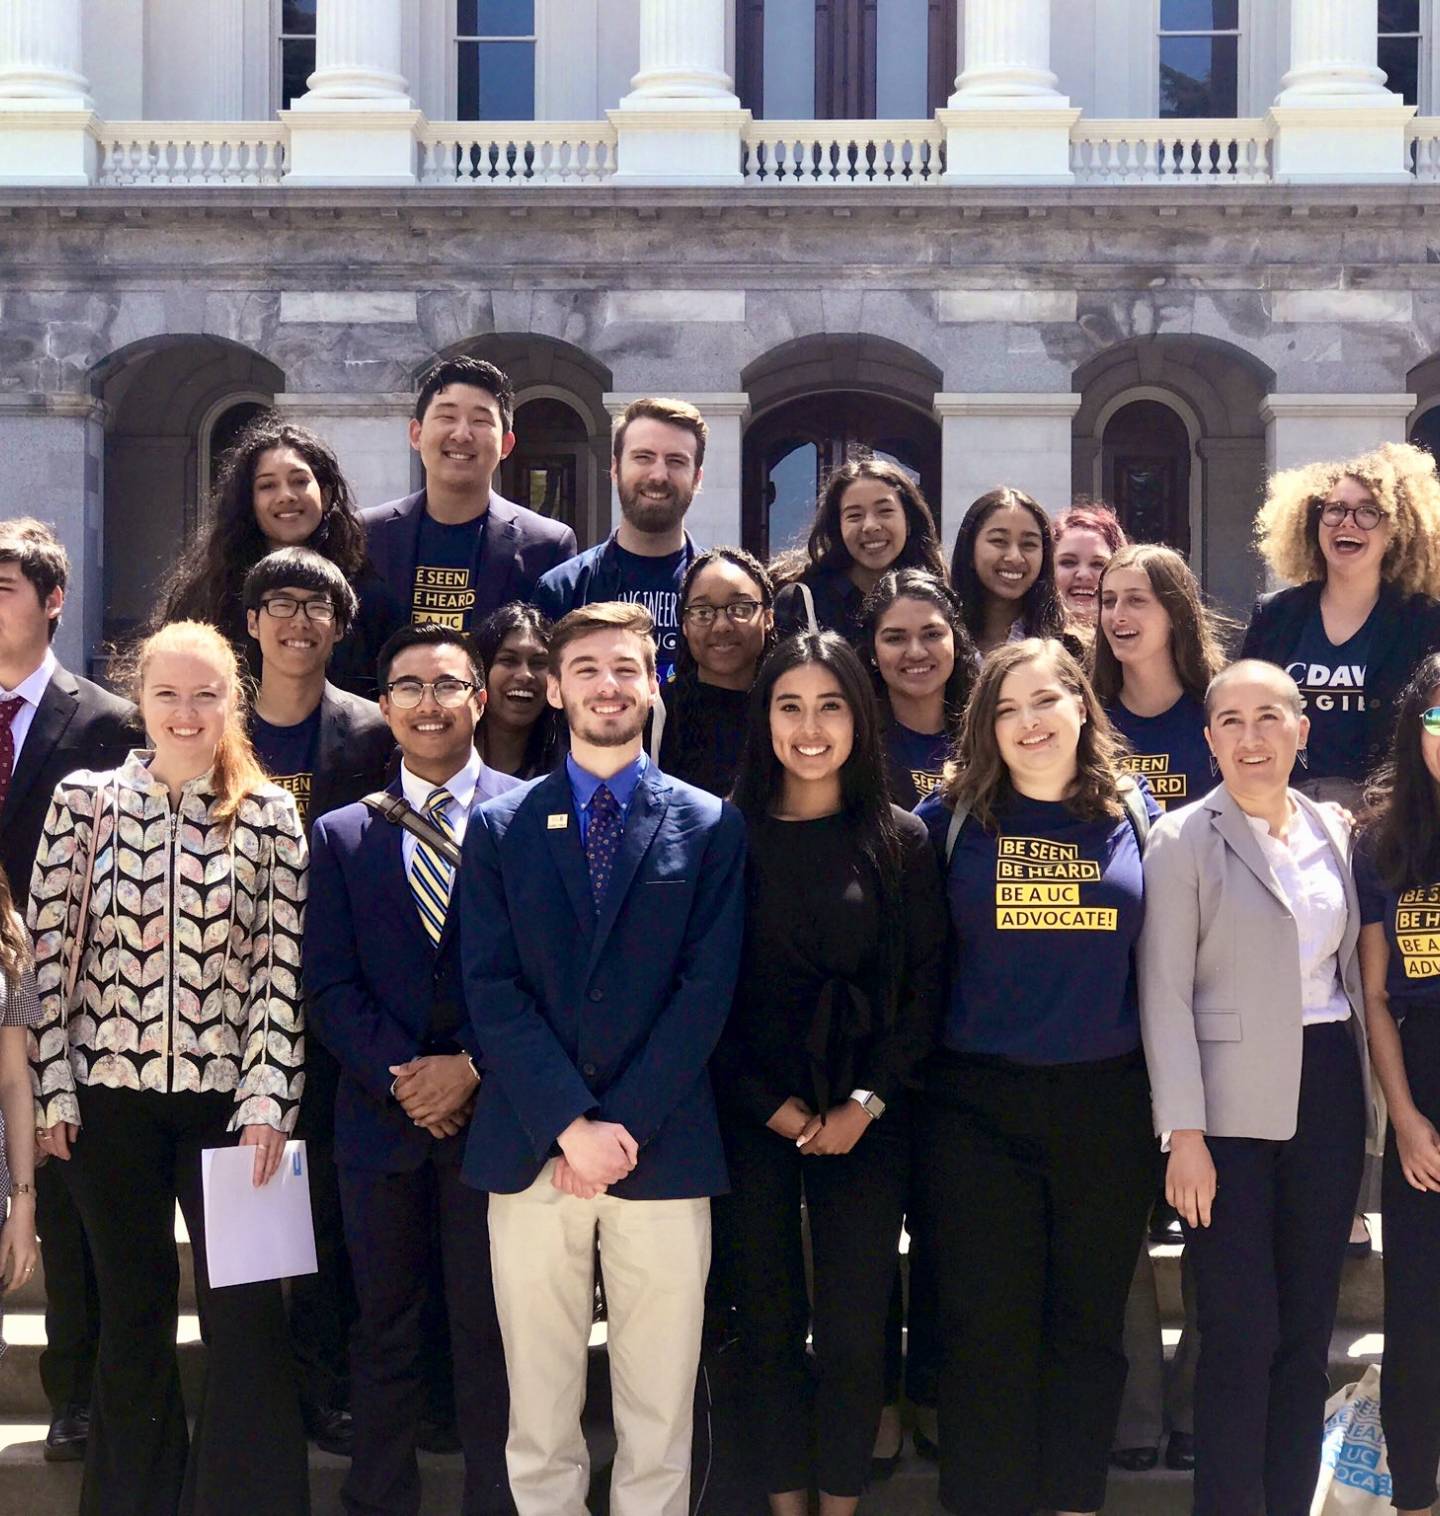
1149,1239,1384,1326
9,1239,197,1314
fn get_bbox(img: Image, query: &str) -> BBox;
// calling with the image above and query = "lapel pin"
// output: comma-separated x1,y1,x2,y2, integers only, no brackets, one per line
547,813,569,830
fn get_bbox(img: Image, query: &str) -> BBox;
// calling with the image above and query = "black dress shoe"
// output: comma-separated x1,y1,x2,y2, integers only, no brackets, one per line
44,1404,89,1463
1110,1446,1159,1472
912,1426,939,1462
1165,1431,1196,1471
303,1405,354,1458
416,1417,462,1455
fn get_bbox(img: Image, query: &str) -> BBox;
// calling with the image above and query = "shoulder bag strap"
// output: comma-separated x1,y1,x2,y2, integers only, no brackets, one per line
798,582,820,636
362,791,464,868
944,801,970,866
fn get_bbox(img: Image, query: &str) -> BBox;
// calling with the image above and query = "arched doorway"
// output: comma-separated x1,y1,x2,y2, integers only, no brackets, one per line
1102,399,1194,553
742,334,943,560
499,395,588,538
92,337,284,645
1412,404,1440,459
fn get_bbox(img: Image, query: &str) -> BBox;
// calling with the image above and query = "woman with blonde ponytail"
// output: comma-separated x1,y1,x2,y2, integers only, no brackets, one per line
27,620,311,1516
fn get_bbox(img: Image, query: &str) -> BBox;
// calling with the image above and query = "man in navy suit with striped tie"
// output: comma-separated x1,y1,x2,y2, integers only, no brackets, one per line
304,622,518,1516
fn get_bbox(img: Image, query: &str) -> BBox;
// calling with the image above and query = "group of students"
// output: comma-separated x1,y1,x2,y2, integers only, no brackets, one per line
1,352,1440,1516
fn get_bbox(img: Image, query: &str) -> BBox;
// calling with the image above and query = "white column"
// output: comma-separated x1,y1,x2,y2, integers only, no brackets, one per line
602,392,747,548
610,0,747,185
282,0,422,186
938,0,1079,184
934,393,1082,543
1268,0,1412,183
0,0,98,185
1261,393,1416,474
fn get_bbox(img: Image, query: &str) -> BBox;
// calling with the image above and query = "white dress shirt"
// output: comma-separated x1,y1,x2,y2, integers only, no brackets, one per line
0,646,57,773
397,748,482,878
1247,804,1351,1026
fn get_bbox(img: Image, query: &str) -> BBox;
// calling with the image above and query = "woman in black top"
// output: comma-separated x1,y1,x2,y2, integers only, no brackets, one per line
654,547,774,795
474,601,557,778
1242,441,1440,806
717,631,946,1516
1356,653,1440,1516
158,413,400,696
773,458,949,645
861,569,975,811
949,488,1075,658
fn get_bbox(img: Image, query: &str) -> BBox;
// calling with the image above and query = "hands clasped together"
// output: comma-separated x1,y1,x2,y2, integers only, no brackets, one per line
766,1094,873,1156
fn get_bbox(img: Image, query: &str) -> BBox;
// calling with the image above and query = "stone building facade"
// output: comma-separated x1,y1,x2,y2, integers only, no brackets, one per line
1,0,1439,672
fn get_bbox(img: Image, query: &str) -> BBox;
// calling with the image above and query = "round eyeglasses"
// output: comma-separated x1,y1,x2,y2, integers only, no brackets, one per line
385,677,477,709
1420,707,1440,737
681,600,764,627
1317,501,1382,532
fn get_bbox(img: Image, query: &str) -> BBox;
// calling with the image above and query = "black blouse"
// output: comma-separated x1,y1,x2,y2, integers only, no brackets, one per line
657,676,750,798
716,806,947,1124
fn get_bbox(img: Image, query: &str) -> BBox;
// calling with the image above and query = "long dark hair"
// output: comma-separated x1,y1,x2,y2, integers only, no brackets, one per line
731,631,901,892
803,457,948,581
474,601,558,779
0,862,29,982
949,487,1067,645
1364,652,1440,891
942,637,1127,829
158,414,367,645
859,569,976,742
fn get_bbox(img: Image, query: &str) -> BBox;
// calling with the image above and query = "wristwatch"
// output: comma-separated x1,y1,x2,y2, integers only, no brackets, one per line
849,1089,886,1121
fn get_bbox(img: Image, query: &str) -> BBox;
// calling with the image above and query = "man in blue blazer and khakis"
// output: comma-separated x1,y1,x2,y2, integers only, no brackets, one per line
361,355,576,634
304,621,519,1516
459,601,746,1516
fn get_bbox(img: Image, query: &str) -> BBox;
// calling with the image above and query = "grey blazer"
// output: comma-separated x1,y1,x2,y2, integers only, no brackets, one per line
1137,784,1376,1146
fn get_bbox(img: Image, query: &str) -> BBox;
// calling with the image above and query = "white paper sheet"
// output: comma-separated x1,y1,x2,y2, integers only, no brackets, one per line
200,1141,318,1289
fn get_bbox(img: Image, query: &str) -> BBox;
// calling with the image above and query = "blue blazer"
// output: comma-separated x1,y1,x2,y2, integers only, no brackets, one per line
360,487,578,628
304,765,520,1174
458,763,747,1199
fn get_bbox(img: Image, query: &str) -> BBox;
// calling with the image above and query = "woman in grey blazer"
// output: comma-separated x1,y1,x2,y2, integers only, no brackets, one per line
1138,659,1376,1516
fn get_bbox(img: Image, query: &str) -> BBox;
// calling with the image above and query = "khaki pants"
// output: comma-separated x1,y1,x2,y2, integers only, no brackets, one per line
488,1160,711,1516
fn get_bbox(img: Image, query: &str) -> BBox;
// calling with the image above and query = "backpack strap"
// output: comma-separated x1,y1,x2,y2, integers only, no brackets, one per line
1119,777,1152,852
362,791,463,868
648,687,667,766
943,800,971,866
797,582,820,636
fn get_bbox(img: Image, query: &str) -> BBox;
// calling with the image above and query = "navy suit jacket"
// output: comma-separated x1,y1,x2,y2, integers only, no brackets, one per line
304,765,519,1174
458,763,746,1200
361,487,577,629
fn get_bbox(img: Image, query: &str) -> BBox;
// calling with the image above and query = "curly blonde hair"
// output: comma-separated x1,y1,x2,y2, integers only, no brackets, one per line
1254,441,1440,598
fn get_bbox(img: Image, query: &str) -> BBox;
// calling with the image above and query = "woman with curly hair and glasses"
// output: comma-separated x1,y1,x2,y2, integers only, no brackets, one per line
1241,441,1440,809
158,413,401,696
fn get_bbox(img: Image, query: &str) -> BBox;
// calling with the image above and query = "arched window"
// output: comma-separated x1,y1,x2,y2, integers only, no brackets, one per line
737,0,957,119
1103,399,1193,553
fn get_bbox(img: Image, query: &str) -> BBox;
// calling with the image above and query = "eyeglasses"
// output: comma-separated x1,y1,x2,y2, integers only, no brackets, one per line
261,596,337,624
682,600,764,627
1421,707,1440,736
1317,501,1383,531
385,677,477,709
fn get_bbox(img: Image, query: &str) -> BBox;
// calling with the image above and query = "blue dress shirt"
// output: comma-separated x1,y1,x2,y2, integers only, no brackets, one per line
565,751,649,847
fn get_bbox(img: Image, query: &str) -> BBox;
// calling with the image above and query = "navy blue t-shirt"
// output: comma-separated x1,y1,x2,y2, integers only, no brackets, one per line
412,512,486,630
251,707,322,824
884,720,949,811
1355,838,1440,1016
1284,605,1375,784
611,543,688,685
1107,694,1211,814
918,788,1158,1064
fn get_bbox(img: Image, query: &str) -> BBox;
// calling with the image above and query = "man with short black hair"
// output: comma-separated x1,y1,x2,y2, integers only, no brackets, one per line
362,357,576,634
0,517,137,1463
243,546,396,1455
305,618,515,1516
533,398,708,684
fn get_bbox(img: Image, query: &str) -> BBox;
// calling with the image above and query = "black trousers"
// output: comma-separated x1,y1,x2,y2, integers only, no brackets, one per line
919,1050,1154,1516
1381,1010,1440,1511
35,1156,99,1413
720,1099,908,1498
288,1048,357,1416
882,1123,940,1409
64,1085,309,1516
1185,1021,1365,1516
338,1137,511,1516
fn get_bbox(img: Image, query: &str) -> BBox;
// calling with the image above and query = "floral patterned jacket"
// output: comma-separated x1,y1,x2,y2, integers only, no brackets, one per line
27,752,308,1133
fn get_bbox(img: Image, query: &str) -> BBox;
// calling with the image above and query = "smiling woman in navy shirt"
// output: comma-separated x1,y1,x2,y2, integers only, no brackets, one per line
1241,441,1440,807
1356,652,1440,1516
916,637,1157,1516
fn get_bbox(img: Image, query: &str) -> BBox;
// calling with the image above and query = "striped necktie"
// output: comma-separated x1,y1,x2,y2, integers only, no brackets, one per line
409,787,457,946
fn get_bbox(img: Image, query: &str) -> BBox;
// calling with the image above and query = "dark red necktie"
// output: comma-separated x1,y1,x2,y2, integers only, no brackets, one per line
0,696,27,814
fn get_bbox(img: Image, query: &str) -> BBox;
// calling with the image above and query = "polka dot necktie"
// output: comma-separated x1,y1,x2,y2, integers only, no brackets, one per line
585,784,623,912
0,697,26,815
409,787,457,946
